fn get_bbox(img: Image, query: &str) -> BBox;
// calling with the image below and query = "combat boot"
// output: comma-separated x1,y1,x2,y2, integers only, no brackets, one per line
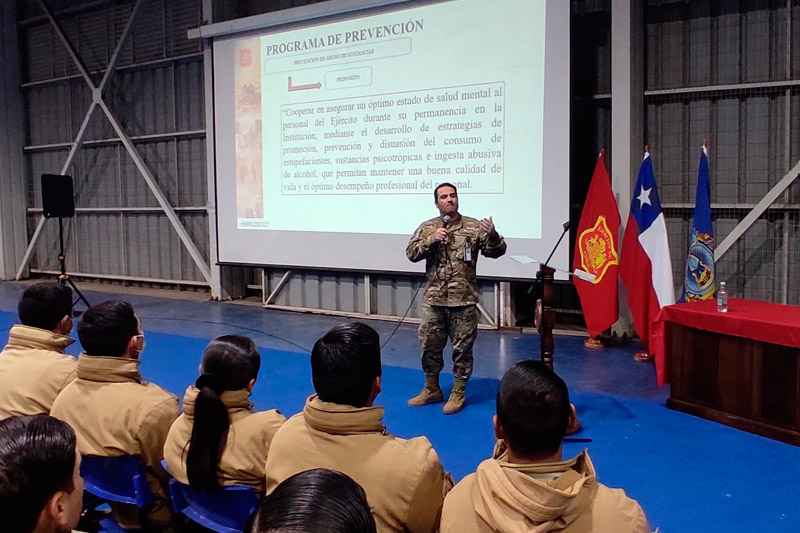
408,374,444,406
443,378,467,414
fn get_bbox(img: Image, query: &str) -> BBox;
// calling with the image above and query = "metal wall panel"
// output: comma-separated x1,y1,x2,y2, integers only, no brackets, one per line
138,141,178,204
263,268,499,324
794,3,800,77
174,59,205,131
26,85,72,145
75,214,124,275
123,213,181,280
176,138,207,205
113,68,175,136
178,213,208,281
0,1,28,279
77,146,120,208
19,0,208,287
131,0,165,63
718,7,741,84
264,269,360,313
28,215,57,272
646,0,800,305
572,2,612,276
167,0,202,56
374,275,424,318
119,143,156,207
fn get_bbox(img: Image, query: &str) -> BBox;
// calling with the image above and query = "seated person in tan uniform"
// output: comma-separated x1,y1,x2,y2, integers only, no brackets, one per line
441,361,651,533
0,415,84,533
51,301,179,530
247,468,376,533
164,335,285,495
265,322,453,533
0,282,76,420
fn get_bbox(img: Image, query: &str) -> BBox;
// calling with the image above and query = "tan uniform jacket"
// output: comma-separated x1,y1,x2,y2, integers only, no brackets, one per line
0,325,76,419
164,386,285,495
441,449,651,533
406,215,506,306
265,395,453,533
51,354,180,527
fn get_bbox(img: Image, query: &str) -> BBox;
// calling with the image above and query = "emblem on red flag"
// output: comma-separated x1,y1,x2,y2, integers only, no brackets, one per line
239,49,252,67
578,215,619,283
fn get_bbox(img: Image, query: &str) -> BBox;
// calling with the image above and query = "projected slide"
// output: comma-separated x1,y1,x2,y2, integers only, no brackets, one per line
214,0,570,277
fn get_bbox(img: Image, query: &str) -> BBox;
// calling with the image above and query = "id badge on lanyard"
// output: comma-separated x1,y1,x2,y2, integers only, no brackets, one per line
464,238,472,262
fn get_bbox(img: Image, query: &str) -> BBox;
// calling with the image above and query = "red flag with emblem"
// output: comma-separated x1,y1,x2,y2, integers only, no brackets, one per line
573,151,620,338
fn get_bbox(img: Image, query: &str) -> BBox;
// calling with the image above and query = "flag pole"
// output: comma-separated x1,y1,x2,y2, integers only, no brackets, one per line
633,145,654,363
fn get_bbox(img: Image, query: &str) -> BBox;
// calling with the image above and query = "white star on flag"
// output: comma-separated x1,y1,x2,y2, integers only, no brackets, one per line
637,187,652,207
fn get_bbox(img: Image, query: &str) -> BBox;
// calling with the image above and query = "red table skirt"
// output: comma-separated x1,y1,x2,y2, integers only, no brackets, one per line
652,298,800,386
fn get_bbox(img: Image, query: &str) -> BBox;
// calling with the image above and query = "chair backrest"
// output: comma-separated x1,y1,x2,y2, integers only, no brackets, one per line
81,455,154,508
168,479,258,533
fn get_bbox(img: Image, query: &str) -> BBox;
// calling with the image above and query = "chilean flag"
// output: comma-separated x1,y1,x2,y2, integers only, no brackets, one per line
620,151,674,383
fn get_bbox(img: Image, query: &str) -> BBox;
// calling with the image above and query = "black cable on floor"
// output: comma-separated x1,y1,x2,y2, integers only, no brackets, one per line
139,281,424,355
136,316,313,353
379,281,424,350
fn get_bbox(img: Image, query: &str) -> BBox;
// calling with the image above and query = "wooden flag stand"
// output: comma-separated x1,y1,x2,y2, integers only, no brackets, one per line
584,337,603,348
535,262,582,435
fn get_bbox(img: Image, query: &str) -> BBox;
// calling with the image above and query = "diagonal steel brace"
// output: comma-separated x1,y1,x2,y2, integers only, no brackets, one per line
16,0,212,283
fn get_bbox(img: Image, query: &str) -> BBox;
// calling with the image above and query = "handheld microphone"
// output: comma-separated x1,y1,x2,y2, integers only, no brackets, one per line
441,215,451,246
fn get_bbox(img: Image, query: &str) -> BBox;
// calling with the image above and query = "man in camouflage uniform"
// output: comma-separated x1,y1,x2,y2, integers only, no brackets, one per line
406,183,506,414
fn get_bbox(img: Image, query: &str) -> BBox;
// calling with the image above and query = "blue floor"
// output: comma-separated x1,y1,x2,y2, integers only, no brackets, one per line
1,280,798,532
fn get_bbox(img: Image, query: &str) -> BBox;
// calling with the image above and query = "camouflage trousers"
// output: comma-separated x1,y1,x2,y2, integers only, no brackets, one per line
418,304,478,381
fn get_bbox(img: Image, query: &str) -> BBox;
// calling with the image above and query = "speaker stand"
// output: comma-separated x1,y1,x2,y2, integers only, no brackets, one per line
57,217,90,313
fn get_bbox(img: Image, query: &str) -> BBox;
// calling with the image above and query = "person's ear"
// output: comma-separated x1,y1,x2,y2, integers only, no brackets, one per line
56,315,73,335
364,375,382,406
43,490,70,530
493,414,506,441
246,378,256,391
126,335,144,359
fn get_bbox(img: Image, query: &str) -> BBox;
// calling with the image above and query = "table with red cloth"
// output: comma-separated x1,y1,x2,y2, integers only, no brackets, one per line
653,298,800,445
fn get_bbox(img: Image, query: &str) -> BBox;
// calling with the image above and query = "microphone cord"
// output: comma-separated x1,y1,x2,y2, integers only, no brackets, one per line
135,316,313,353
434,217,456,286
379,279,424,350
138,298,426,353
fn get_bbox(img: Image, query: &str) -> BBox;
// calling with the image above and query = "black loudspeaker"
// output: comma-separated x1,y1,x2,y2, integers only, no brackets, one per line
41,174,75,218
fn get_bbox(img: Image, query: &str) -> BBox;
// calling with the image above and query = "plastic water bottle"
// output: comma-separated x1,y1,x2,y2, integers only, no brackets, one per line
716,282,728,313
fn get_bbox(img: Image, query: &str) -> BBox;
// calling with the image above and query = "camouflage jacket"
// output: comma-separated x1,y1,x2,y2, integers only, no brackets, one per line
406,215,507,306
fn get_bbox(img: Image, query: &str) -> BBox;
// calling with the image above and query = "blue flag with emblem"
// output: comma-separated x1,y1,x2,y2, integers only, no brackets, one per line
682,145,715,302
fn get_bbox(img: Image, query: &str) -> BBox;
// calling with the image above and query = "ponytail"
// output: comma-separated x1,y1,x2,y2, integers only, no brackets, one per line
186,372,229,492
184,335,260,493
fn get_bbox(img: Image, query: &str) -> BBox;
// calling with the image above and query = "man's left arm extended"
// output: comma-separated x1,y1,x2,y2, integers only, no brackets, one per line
478,217,507,258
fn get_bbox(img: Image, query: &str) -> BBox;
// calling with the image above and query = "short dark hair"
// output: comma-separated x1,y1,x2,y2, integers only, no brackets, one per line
0,415,77,533
187,335,262,492
496,361,570,459
433,182,457,200
17,282,73,331
77,300,139,357
247,468,376,533
310,322,381,408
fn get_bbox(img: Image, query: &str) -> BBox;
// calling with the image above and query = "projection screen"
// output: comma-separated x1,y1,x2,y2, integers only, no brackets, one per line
212,0,570,279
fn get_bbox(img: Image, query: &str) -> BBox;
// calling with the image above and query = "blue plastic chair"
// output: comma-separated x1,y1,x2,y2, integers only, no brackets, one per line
81,455,155,533
168,478,259,533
